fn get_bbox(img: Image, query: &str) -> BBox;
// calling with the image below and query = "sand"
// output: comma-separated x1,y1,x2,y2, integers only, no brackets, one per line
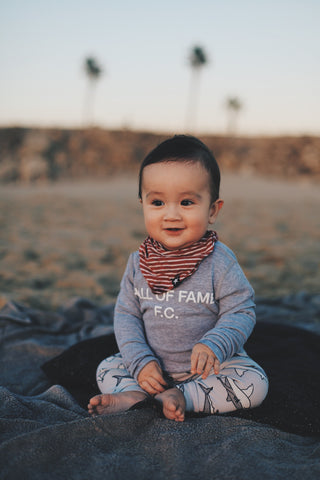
0,172,319,310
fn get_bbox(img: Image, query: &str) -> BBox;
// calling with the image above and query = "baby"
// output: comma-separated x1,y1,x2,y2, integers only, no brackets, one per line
88,135,268,421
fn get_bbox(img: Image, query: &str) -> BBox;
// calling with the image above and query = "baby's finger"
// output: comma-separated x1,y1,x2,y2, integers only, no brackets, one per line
153,371,168,388
149,377,166,393
213,358,221,375
190,351,199,374
140,380,158,395
195,352,208,374
143,375,166,394
201,356,215,379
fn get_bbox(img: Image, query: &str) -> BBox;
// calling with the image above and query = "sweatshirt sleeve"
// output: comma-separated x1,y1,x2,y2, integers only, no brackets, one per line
114,253,159,380
198,251,256,364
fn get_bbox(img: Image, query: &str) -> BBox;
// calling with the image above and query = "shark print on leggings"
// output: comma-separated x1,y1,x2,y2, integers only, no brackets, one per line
218,374,254,409
198,383,216,414
95,354,268,413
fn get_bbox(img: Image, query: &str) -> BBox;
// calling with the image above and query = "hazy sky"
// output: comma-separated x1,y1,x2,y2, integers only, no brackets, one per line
1,0,319,135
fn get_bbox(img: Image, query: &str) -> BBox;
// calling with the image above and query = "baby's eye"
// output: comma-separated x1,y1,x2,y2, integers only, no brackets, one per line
152,199,164,206
181,199,194,206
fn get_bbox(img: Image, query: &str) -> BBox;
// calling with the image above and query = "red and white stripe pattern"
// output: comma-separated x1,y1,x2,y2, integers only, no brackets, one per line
139,231,218,294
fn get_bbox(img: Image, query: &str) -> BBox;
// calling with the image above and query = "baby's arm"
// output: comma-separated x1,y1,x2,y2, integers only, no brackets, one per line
197,250,256,366
137,360,167,395
114,253,162,381
191,343,220,379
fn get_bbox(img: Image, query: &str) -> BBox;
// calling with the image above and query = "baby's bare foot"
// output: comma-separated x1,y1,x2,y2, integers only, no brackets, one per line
88,391,147,416
155,387,186,422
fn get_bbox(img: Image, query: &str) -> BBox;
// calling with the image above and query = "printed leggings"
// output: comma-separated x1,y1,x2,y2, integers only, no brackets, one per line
95,353,268,414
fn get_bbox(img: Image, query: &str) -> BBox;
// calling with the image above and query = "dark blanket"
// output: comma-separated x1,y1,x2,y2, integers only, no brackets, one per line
42,321,320,437
1,295,320,479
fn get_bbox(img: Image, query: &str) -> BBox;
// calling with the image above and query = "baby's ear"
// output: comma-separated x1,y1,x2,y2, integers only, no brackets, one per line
209,199,224,224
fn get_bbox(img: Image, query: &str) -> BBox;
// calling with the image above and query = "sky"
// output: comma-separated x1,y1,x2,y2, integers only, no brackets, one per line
1,0,319,136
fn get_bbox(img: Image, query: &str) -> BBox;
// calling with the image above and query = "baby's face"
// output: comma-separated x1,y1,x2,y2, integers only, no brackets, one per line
140,160,222,250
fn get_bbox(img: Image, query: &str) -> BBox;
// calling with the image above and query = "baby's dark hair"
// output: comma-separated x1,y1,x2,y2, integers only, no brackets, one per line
138,135,221,202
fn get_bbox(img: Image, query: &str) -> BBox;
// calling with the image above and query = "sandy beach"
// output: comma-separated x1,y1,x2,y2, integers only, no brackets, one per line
0,172,319,310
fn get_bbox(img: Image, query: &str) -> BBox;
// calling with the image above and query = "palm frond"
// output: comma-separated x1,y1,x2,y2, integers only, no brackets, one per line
85,57,103,78
189,46,208,68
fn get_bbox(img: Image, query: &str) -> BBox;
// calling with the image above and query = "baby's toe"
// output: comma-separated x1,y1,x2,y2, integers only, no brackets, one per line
89,395,102,407
175,410,185,422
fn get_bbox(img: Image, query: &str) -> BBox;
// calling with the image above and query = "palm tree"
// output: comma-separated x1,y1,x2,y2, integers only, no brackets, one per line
83,57,103,126
226,97,242,136
185,45,208,132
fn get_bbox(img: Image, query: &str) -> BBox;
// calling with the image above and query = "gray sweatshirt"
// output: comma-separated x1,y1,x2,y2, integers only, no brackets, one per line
114,241,255,380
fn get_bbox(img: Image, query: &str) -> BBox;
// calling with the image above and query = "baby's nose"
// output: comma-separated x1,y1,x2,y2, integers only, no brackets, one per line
164,204,182,220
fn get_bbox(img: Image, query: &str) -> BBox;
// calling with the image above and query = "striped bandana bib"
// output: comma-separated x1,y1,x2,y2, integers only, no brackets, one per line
139,230,218,294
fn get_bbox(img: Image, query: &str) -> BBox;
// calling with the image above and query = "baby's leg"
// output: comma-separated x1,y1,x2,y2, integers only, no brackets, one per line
178,355,268,415
155,388,186,422
88,354,147,415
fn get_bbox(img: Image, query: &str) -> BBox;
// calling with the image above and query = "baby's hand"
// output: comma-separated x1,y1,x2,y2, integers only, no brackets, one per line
137,360,167,395
191,343,220,379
